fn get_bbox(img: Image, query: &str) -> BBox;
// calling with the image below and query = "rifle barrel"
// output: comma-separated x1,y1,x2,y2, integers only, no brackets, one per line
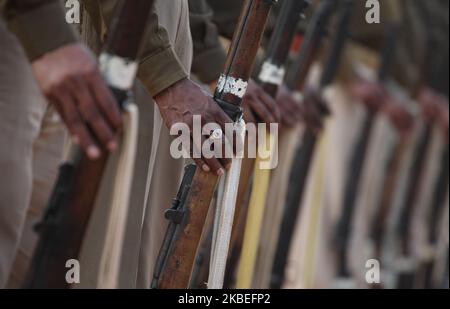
25,0,155,289
155,0,276,289
270,0,352,289
335,21,399,279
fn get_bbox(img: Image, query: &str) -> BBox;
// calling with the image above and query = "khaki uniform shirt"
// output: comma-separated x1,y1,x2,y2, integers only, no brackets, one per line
189,0,308,84
1,0,189,97
0,0,77,60
82,1,188,96
188,0,227,83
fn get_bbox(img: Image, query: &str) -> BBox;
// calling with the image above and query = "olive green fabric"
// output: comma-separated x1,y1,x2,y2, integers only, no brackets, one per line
189,0,227,84
188,0,282,84
410,0,449,95
0,0,77,60
78,0,193,288
349,0,402,51
82,1,188,97
188,0,310,85
328,0,425,91
206,0,242,40
344,0,448,94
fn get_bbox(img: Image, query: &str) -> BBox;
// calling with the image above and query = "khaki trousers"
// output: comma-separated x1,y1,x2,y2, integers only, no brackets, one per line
136,1,192,289
77,0,193,289
0,20,66,288
4,0,192,289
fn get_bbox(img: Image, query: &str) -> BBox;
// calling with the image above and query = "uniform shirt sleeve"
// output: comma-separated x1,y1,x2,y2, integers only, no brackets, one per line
189,0,227,84
3,0,78,60
92,0,188,97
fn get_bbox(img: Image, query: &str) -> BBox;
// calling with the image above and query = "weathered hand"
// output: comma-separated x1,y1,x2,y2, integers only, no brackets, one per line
32,43,122,160
419,87,449,141
242,79,280,124
349,79,386,113
381,96,414,137
155,78,233,176
301,87,330,134
276,83,303,128
418,87,443,123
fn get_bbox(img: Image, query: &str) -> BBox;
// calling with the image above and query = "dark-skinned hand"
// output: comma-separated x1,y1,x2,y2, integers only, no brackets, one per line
242,79,281,125
418,87,449,141
155,78,234,176
32,43,122,160
276,83,303,128
418,87,443,123
301,87,330,134
381,96,414,137
349,78,386,113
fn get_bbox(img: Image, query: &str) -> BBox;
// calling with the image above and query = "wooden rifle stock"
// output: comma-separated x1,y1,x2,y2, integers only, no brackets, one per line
421,145,449,288
369,139,410,261
225,0,312,288
24,0,155,288
395,124,432,288
153,0,276,289
258,0,311,97
335,116,374,278
393,21,447,287
234,0,311,289
224,154,255,287
334,22,399,280
367,93,414,279
152,164,199,288
270,0,349,289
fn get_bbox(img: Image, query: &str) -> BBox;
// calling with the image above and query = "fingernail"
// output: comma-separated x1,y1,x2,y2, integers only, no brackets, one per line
72,136,80,145
217,168,225,177
108,141,118,151
88,146,100,159
202,164,210,172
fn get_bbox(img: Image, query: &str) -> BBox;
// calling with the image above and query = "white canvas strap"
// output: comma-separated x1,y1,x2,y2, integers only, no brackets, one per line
208,120,246,289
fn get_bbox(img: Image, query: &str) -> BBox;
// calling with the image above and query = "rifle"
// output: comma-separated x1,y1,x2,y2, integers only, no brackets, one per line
334,22,399,283
270,0,350,289
362,86,415,289
152,0,276,289
388,120,431,289
258,0,311,98
223,153,255,288
370,21,448,286
24,0,155,288
420,145,449,288
369,130,411,270
189,201,216,289
390,15,447,286
234,0,311,289
410,94,449,289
